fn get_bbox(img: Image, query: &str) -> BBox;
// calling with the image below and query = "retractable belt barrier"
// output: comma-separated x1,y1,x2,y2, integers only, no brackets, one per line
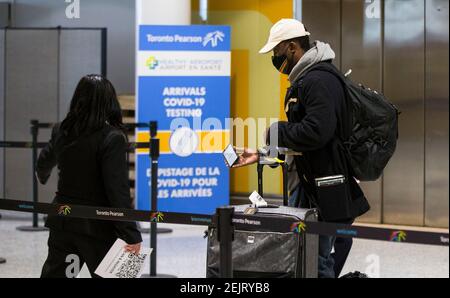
0,122,152,151
0,198,448,247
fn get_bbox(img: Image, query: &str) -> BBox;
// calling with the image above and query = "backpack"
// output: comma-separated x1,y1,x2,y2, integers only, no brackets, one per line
300,62,400,181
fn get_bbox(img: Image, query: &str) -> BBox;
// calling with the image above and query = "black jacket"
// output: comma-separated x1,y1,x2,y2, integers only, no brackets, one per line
37,124,142,244
273,61,370,221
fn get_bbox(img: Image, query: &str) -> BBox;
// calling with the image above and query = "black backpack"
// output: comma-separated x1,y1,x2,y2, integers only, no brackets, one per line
301,62,399,181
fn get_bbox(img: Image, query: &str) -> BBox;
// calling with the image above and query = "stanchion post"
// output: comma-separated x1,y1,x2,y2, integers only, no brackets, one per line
31,120,39,228
282,162,288,207
141,121,176,278
149,121,159,277
217,206,234,278
16,120,47,232
126,122,172,235
257,163,264,196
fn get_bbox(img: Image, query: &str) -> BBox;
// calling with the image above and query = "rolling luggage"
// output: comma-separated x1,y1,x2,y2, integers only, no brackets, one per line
206,205,319,278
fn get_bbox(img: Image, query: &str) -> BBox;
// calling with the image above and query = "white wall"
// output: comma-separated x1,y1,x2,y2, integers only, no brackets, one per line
137,0,191,25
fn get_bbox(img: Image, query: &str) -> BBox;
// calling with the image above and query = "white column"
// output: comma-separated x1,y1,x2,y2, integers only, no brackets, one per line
136,0,191,25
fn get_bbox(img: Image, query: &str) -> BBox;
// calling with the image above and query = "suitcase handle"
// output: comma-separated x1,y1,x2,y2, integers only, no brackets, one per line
257,161,289,207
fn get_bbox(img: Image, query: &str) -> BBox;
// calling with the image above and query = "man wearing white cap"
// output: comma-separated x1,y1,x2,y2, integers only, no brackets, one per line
233,19,370,278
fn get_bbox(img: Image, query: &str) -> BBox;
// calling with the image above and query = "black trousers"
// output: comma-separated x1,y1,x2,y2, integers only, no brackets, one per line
293,185,355,278
41,229,115,278
332,237,353,278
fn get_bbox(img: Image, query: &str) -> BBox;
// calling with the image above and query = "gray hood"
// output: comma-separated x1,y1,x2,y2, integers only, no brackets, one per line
288,41,336,84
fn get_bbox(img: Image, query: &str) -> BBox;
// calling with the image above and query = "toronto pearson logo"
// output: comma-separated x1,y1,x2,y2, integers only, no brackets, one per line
390,231,407,242
150,212,164,223
202,31,225,47
58,205,71,216
290,221,307,234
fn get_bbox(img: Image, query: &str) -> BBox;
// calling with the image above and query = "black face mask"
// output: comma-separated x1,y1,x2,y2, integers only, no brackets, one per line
272,45,293,75
272,54,290,75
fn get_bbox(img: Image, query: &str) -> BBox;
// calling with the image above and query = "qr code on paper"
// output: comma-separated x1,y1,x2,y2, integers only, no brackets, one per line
115,253,146,278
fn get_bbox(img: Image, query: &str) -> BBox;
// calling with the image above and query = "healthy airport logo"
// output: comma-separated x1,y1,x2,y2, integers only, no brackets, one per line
390,231,407,242
58,205,71,216
146,56,159,70
291,221,306,234
150,212,164,223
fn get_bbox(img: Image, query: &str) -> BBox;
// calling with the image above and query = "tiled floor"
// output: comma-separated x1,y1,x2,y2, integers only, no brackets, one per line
0,211,448,278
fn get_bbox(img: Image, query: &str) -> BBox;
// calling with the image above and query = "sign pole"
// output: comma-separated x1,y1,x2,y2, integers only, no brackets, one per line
149,121,159,276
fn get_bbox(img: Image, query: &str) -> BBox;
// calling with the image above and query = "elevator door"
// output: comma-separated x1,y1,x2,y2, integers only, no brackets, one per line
425,0,449,228
300,0,448,227
383,0,425,226
341,0,383,223
0,29,4,198
302,0,341,70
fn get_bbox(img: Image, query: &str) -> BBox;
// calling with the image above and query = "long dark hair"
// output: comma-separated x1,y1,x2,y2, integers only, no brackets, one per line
60,74,124,137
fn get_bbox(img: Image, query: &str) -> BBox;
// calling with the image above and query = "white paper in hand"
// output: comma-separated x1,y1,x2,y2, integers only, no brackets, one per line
95,239,151,278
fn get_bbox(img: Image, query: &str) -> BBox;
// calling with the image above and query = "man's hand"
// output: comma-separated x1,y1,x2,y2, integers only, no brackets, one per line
124,242,141,255
232,147,259,168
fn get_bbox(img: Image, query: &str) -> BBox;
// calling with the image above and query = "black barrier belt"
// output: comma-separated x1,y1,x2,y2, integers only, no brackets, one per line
231,215,449,246
302,221,449,247
0,198,448,246
0,199,213,226
0,141,150,151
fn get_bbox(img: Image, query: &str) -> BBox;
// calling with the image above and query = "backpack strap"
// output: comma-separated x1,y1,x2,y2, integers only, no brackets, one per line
294,61,353,142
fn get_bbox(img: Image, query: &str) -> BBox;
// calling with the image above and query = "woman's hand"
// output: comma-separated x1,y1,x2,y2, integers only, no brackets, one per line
124,242,142,254
232,147,259,168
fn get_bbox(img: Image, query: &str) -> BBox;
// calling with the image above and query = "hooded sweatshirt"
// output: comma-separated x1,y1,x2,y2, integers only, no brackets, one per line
288,41,336,85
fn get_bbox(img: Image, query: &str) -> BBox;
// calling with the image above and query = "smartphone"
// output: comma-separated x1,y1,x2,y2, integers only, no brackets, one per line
223,144,239,167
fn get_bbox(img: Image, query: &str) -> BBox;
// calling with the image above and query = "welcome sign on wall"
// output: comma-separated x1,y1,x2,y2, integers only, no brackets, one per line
136,25,231,214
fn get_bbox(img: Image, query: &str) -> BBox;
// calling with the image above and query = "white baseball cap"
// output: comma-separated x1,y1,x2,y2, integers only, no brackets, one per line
259,19,310,54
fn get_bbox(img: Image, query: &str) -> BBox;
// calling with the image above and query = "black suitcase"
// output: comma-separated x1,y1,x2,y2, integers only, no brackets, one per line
206,205,319,278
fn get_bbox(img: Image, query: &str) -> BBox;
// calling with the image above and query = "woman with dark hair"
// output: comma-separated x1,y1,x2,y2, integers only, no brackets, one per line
37,74,142,278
